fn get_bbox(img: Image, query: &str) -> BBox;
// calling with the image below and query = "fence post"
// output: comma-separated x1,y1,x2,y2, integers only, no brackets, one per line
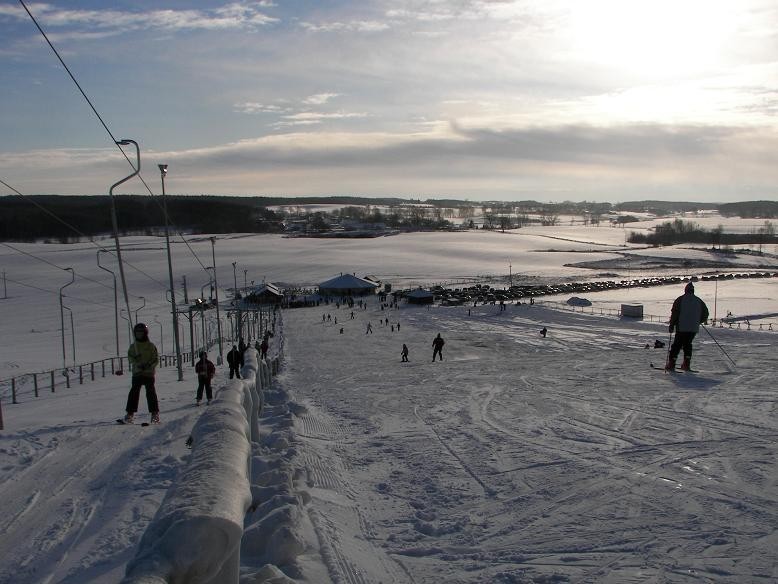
51,371,55,393
65,370,70,389
11,378,17,404
34,373,39,398
0,397,4,430
102,360,106,377
79,366,83,385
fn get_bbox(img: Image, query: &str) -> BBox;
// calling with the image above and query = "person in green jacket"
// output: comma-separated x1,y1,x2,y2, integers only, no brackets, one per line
123,322,160,424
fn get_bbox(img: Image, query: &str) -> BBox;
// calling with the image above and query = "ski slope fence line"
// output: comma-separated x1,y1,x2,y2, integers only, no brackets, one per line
121,349,283,584
537,300,777,331
0,338,226,430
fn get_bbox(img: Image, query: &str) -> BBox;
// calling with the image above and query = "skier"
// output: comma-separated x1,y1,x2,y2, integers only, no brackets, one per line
401,343,409,362
195,351,216,405
123,322,160,424
432,333,445,361
366,322,373,334
227,344,243,379
666,282,709,371
540,327,547,338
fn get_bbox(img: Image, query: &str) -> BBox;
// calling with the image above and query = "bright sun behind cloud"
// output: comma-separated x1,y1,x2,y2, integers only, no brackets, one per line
567,0,739,79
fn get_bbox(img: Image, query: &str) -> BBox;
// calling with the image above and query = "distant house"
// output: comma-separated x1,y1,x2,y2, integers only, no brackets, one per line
318,273,380,297
406,288,434,305
243,283,284,305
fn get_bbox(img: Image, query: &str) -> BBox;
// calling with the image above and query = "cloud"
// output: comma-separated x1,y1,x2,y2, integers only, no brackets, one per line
303,93,340,106
3,3,278,37
233,102,289,114
300,20,390,33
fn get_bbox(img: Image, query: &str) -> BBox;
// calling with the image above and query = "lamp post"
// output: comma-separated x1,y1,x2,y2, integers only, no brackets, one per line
210,237,224,361
59,267,74,370
110,139,140,333
243,269,248,294
97,249,119,358
159,163,183,381
232,262,238,298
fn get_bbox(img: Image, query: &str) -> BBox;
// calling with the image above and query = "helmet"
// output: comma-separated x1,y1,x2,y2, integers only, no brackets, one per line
134,323,148,333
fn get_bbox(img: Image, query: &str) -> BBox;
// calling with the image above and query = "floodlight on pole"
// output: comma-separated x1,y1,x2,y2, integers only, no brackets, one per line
210,237,224,360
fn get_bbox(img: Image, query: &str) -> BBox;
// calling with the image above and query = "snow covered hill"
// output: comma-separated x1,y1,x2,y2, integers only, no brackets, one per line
2,296,776,583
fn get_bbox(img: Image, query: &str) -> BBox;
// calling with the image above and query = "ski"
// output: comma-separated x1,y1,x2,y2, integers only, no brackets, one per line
116,419,150,426
650,363,699,374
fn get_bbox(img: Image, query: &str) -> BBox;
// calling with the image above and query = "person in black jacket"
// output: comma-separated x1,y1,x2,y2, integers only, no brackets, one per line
194,352,216,405
666,282,709,371
226,344,243,379
432,333,445,361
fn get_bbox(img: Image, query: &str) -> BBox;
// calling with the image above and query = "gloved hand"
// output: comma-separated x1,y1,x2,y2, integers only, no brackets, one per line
668,325,674,333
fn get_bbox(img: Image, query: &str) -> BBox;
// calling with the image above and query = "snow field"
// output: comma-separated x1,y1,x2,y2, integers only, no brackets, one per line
269,300,778,582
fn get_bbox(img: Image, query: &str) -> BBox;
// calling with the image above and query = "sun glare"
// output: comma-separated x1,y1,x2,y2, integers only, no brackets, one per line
567,0,738,78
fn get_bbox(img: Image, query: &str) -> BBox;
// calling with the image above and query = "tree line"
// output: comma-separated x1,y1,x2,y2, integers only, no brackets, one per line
628,218,777,250
2,195,776,242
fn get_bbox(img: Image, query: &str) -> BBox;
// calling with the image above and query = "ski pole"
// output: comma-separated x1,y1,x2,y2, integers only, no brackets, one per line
702,324,737,368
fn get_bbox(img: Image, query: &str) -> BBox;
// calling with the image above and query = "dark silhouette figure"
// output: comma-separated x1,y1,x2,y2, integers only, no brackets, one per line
540,327,547,337
432,333,445,361
227,345,243,379
195,352,216,405
667,282,709,371
401,343,409,362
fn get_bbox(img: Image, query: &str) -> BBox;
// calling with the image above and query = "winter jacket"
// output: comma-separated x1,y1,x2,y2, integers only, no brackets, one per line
432,336,445,349
670,292,709,333
128,340,159,377
226,349,243,368
195,359,216,379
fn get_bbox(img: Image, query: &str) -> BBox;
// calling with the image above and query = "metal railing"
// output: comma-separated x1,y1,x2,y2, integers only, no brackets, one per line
536,300,777,331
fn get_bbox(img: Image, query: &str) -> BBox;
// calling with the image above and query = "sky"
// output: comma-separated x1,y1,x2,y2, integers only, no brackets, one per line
1,0,778,202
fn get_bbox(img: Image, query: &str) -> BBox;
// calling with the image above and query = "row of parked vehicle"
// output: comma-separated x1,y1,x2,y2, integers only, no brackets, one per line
399,271,778,306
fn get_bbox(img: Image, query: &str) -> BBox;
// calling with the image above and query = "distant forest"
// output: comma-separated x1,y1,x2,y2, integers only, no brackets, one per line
1,195,777,242
628,218,777,249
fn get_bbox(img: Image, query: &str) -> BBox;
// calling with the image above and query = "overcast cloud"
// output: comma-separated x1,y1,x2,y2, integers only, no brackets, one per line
1,1,777,201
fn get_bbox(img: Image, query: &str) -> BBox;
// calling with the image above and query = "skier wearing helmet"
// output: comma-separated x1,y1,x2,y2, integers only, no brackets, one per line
123,322,160,424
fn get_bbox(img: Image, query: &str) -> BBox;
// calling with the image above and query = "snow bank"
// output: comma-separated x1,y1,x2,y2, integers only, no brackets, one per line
121,351,262,584
120,319,296,584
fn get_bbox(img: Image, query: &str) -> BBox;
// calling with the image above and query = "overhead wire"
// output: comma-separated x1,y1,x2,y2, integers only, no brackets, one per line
19,0,213,279
0,178,171,291
0,241,162,304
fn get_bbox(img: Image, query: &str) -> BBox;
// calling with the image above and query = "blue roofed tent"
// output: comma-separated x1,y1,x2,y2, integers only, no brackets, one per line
318,273,380,296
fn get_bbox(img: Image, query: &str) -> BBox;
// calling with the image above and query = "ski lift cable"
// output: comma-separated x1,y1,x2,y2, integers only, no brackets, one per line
0,179,169,291
0,241,154,305
19,0,212,278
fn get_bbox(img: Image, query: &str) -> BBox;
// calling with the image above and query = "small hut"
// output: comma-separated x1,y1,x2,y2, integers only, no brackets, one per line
244,283,284,305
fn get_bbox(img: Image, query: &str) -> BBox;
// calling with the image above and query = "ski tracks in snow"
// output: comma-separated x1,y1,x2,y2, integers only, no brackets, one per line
282,302,778,582
0,418,191,584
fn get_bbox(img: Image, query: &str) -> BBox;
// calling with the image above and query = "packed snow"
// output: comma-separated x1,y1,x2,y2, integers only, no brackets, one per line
1,221,777,583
